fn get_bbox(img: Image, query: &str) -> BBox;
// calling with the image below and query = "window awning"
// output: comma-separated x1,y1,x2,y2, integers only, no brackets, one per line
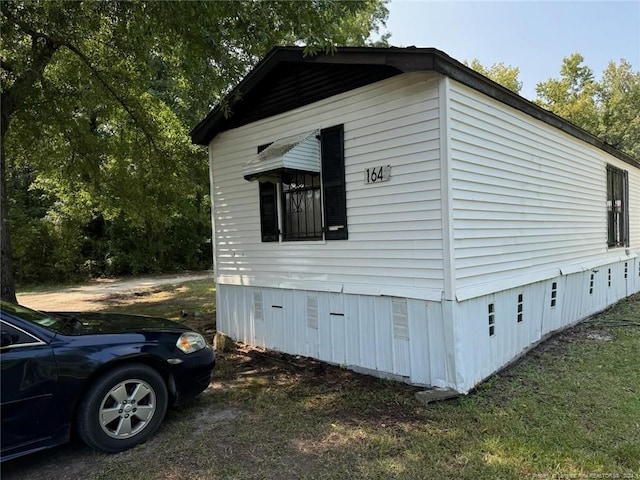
243,130,320,181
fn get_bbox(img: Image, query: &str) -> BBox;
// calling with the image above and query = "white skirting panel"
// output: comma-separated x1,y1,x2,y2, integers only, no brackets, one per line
453,257,640,393
216,257,640,394
216,284,451,388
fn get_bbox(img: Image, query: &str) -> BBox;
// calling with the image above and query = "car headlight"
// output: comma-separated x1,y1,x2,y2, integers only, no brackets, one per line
176,332,206,354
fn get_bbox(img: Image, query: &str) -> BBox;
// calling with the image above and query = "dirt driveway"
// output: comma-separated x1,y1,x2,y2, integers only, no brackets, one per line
17,271,213,311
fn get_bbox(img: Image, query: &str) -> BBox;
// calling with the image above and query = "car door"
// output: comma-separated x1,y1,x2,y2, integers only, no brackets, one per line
0,319,58,460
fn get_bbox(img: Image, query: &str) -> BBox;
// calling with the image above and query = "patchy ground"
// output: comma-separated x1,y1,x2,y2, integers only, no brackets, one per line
3,281,639,480
17,271,213,312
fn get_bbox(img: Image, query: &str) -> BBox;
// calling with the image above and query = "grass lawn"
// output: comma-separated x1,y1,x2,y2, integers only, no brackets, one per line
5,281,639,480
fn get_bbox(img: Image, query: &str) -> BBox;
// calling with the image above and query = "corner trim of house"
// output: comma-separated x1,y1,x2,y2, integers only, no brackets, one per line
439,75,456,301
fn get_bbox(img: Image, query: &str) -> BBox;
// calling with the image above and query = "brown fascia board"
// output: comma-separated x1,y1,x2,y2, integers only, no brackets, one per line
190,46,639,169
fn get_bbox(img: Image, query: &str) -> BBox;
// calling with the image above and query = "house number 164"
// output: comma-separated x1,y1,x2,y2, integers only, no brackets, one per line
364,165,391,184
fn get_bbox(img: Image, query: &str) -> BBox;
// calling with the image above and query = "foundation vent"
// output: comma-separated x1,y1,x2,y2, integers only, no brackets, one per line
392,299,409,339
253,292,264,321
488,303,495,337
307,295,318,329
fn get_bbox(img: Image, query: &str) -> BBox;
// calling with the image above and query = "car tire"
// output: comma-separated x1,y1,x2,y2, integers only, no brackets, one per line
77,363,168,453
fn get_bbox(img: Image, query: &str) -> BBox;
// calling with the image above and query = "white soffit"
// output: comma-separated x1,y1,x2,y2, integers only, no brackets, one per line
243,130,320,181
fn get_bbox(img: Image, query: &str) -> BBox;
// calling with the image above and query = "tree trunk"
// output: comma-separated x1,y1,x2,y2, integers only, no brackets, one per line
1,119,17,303
0,18,60,303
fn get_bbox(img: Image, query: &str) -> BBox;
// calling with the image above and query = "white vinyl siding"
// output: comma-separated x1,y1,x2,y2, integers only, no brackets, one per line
209,72,444,301
448,80,640,299
209,67,640,394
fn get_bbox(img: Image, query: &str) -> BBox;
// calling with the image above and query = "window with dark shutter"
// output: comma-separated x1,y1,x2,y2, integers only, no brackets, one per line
254,126,348,243
606,164,629,248
320,125,348,240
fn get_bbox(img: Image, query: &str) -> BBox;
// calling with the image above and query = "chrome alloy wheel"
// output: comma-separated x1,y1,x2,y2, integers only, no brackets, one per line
98,378,157,439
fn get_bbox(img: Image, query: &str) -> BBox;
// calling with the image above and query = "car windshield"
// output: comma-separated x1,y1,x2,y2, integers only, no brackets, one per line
0,300,69,334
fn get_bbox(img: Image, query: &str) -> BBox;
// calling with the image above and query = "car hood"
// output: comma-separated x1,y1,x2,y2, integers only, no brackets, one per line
50,312,191,335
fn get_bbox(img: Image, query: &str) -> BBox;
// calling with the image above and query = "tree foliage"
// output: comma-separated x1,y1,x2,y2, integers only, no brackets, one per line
1,0,389,299
535,54,640,158
535,53,600,135
466,59,523,94
596,59,640,158
468,54,639,158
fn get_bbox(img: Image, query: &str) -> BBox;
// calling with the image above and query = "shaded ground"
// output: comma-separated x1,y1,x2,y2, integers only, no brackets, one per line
3,281,639,480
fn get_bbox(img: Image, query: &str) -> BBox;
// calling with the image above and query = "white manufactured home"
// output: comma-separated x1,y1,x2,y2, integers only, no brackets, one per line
191,47,640,394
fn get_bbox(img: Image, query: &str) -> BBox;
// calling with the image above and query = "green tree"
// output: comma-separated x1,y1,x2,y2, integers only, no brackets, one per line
535,53,599,135
1,0,389,301
535,54,640,158
466,59,523,94
597,59,640,158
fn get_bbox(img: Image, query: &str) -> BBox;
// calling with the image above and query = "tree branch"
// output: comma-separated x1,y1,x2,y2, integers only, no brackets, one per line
3,5,163,156
61,41,163,155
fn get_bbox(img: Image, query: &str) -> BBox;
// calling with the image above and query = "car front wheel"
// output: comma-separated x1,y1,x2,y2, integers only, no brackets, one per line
77,363,168,453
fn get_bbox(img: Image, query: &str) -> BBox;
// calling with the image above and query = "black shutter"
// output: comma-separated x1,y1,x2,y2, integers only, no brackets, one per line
259,182,278,242
321,125,348,240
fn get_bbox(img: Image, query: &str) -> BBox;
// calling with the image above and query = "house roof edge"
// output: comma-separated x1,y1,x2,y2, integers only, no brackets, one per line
190,46,639,169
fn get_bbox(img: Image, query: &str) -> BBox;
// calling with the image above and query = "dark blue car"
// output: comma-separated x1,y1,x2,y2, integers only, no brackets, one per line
0,300,215,462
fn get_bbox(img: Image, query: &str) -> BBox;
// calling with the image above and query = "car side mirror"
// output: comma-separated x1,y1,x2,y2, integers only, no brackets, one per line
1,331,18,348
